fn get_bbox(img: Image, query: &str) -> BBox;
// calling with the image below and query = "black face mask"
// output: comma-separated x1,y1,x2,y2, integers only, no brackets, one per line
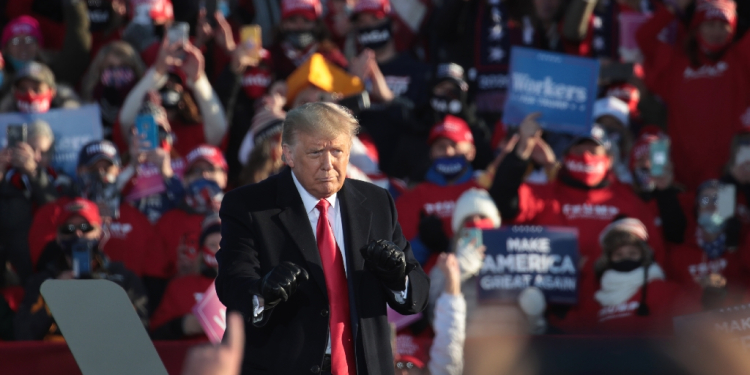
430,94,463,116
357,20,392,50
284,30,316,50
87,0,114,32
610,259,642,273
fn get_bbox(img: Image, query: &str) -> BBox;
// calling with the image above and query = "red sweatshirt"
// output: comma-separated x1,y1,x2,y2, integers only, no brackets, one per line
513,179,666,302
150,274,214,335
28,198,162,277
636,7,750,191
151,209,206,279
395,180,481,241
563,279,693,335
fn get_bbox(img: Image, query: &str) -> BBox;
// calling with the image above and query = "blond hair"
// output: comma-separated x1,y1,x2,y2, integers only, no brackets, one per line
80,41,146,102
282,102,359,147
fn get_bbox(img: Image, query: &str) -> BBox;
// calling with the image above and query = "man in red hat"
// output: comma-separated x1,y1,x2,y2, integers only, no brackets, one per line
183,144,229,190
268,0,348,79
14,198,149,340
395,115,481,269
350,0,430,107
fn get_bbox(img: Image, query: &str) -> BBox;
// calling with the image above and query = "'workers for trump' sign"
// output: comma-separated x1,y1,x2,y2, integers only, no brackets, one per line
502,47,600,136
478,226,580,304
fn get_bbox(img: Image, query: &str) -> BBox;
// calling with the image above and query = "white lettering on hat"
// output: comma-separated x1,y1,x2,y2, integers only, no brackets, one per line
87,142,117,158
187,146,218,164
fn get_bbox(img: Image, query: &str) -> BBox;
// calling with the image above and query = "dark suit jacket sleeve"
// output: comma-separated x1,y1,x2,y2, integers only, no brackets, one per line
215,189,264,320
384,188,430,315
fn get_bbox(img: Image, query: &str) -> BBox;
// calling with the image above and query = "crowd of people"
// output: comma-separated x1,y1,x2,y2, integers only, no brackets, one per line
0,0,750,373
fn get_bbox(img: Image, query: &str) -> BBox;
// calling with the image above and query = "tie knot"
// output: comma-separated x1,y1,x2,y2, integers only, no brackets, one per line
316,199,330,213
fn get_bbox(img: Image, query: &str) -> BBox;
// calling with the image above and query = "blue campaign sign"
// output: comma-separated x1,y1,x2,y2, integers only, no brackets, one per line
502,46,600,136
0,105,103,177
477,225,580,304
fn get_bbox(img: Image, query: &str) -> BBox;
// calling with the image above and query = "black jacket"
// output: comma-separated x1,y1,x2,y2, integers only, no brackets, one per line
216,168,429,375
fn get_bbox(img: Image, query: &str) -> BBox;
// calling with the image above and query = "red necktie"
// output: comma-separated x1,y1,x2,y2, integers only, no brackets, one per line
315,199,356,375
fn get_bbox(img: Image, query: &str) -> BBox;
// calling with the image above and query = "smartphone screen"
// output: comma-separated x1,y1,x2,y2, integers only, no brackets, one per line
71,240,93,279
6,124,27,147
240,25,262,62
168,22,189,46
649,139,670,177
735,146,750,166
457,228,483,252
717,184,736,221
135,113,159,151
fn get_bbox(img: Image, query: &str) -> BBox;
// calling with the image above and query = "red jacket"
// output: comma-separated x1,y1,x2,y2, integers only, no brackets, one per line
395,180,481,241
28,198,162,277
150,274,214,335
637,7,750,190
152,209,206,279
512,179,666,302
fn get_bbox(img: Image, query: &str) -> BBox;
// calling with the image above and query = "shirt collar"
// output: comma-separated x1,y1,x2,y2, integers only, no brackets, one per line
291,170,338,214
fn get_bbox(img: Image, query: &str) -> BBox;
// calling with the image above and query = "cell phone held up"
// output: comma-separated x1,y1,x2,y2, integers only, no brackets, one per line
168,22,190,47
71,239,96,279
240,25,262,63
135,113,160,151
6,124,27,148
649,139,670,177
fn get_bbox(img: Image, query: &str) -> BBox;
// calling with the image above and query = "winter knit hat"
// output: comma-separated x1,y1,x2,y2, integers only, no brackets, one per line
451,188,501,233
593,97,630,128
2,16,43,48
595,217,653,275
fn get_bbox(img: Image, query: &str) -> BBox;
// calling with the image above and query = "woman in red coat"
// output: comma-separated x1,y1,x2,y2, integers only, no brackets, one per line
559,218,696,335
636,0,750,190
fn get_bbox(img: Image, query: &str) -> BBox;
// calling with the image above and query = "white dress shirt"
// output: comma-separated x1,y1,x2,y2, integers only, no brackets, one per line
254,171,408,355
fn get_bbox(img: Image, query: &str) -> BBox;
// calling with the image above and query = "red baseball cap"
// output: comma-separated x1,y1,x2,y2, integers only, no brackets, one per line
428,115,474,146
186,145,228,171
57,198,102,228
352,0,391,19
2,16,44,48
281,0,322,21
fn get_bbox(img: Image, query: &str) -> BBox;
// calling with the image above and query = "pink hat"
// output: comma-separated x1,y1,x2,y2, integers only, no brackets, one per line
2,16,43,48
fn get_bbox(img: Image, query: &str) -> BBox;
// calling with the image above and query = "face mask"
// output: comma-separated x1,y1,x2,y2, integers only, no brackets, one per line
464,218,495,230
101,67,135,88
432,156,468,181
201,246,218,269
285,30,316,50
563,152,610,187
15,90,53,113
634,168,655,192
698,212,725,234
430,95,462,115
357,20,392,50
7,56,29,71
610,259,642,273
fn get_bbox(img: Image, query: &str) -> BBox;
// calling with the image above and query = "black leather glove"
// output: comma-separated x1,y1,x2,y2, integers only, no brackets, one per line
418,214,449,253
360,239,408,291
259,261,309,308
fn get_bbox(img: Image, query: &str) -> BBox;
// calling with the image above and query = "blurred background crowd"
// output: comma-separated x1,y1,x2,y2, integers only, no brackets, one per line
1,0,750,373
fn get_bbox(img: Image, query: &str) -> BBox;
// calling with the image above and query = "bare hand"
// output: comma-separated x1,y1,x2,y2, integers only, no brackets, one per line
11,142,38,175
229,43,259,74
112,0,127,17
518,112,543,140
194,9,214,49
350,49,375,81
57,270,75,280
145,148,173,178
213,11,236,53
653,162,675,190
181,312,245,375
530,137,556,168
155,37,185,75
182,42,206,82
437,253,461,296
182,313,205,336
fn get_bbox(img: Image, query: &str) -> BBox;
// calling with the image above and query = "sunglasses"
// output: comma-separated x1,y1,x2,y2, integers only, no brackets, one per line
11,36,37,46
395,361,418,370
59,223,95,235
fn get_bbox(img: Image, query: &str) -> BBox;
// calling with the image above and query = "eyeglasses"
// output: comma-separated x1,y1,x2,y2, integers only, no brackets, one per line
11,36,37,46
395,361,418,370
699,195,718,207
59,223,95,235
